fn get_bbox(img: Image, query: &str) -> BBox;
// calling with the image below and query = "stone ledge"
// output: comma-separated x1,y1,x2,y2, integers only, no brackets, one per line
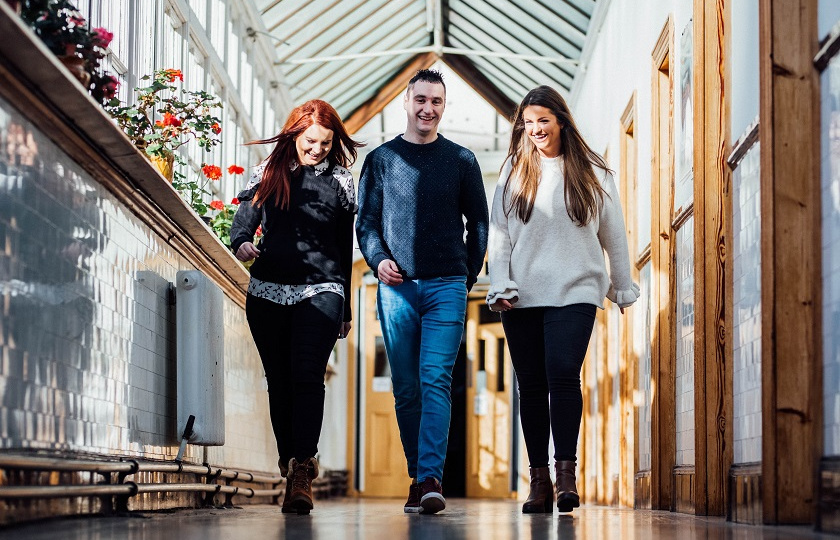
0,2,249,307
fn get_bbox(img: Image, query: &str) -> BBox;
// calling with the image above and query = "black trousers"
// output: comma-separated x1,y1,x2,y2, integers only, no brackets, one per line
246,292,343,465
501,303,596,466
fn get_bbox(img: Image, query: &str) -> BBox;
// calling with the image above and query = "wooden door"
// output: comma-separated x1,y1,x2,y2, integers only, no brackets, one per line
465,299,514,498
360,281,407,497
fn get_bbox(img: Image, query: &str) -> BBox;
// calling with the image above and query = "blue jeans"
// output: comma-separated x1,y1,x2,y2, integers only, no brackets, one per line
377,277,467,483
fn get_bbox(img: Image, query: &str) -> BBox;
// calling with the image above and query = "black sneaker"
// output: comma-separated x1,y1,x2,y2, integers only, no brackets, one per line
404,480,421,513
418,477,445,514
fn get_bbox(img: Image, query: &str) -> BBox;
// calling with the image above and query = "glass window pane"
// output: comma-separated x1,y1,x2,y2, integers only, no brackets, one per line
821,53,840,457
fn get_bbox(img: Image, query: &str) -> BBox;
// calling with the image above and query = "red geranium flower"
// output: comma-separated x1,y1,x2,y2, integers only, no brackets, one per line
209,200,225,211
227,165,244,175
101,75,120,100
160,112,181,127
202,164,222,180
163,69,184,82
211,123,222,135
92,27,114,48
231,197,240,205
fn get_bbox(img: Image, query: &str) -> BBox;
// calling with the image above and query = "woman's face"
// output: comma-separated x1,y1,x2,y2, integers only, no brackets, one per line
295,123,334,166
522,105,563,158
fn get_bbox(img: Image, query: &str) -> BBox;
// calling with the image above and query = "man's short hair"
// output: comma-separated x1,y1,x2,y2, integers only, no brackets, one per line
407,69,446,95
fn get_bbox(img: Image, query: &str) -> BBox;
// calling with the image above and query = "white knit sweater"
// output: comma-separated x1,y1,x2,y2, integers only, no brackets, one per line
486,157,640,309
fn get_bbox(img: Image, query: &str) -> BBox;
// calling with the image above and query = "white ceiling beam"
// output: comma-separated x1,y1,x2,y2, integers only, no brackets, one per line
281,46,578,65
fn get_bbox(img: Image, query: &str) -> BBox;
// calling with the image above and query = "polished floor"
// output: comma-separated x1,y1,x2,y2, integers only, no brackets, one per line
0,499,834,540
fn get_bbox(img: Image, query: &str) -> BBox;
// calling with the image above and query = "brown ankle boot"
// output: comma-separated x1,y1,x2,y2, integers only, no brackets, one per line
279,458,294,513
287,457,319,515
555,460,580,513
522,466,553,513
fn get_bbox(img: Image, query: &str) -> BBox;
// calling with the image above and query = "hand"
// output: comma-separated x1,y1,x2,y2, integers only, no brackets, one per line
236,241,260,262
377,259,404,286
488,298,515,313
338,321,352,339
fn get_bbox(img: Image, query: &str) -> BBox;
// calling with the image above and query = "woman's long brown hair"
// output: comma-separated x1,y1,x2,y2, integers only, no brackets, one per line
503,85,610,225
248,99,364,209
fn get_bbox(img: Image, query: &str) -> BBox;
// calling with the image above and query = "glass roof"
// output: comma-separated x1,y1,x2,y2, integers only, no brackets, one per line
254,0,599,129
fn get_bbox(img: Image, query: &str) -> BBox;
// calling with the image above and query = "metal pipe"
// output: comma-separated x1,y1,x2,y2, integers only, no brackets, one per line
0,455,138,474
250,489,284,498
0,484,136,499
134,483,254,497
0,453,285,502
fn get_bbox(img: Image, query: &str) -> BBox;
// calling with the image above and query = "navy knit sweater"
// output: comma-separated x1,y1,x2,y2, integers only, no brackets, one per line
356,135,489,289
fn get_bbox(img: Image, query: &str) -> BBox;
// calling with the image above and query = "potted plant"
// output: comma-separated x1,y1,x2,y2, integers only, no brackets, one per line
173,163,223,218
20,0,118,101
105,68,222,179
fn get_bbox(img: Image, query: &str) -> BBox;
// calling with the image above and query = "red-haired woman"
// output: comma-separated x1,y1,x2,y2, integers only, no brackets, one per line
230,99,363,514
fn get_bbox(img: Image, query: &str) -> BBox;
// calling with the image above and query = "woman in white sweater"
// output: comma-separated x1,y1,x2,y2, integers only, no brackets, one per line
486,86,639,514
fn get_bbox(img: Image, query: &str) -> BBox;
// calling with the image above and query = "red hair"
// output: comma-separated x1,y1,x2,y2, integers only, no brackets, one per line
248,99,364,208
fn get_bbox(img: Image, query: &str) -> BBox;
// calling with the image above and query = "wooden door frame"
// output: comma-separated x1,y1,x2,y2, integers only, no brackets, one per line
619,93,638,508
650,15,677,512
692,0,732,517
758,0,821,524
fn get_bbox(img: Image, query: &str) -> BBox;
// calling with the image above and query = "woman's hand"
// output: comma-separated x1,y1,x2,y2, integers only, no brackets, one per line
489,298,515,313
338,321,352,339
236,241,260,262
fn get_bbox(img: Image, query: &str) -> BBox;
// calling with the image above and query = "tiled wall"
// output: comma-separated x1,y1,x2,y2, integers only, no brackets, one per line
822,54,840,457
675,217,695,466
636,262,652,472
732,142,763,465
0,95,278,473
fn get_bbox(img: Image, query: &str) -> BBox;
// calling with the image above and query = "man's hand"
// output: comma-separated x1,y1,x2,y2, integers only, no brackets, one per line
236,241,260,262
377,259,404,286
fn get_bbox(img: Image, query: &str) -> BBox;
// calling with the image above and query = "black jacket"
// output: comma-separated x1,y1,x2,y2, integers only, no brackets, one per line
230,160,356,321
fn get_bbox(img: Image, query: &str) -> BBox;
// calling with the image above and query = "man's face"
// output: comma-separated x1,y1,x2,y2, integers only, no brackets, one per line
404,81,445,139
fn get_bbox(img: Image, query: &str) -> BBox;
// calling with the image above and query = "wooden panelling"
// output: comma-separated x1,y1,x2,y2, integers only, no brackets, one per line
650,16,676,512
818,458,840,533
728,463,762,525
692,0,732,517
635,471,652,510
674,466,696,514
758,0,821,525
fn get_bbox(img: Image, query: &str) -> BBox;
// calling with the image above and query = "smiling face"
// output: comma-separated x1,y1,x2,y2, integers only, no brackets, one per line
403,80,445,143
295,123,334,166
522,105,563,158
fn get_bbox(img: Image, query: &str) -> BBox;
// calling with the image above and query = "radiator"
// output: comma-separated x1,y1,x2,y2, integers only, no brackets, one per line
175,270,225,445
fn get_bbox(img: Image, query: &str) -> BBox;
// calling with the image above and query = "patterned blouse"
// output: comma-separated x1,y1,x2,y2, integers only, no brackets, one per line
244,159,356,306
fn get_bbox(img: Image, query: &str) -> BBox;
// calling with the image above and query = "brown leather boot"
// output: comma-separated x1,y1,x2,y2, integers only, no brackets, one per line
287,457,319,515
555,460,580,513
522,466,554,513
279,458,294,513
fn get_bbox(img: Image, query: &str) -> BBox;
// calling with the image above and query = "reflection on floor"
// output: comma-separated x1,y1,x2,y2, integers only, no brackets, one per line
0,499,831,540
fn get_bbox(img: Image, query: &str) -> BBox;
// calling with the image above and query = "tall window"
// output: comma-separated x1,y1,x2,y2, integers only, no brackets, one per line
729,0,762,466
817,2,840,457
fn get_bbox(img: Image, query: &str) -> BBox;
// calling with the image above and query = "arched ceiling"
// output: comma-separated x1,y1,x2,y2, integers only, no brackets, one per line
253,0,599,132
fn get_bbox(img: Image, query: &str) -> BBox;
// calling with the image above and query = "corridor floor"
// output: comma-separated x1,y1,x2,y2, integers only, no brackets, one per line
0,498,833,540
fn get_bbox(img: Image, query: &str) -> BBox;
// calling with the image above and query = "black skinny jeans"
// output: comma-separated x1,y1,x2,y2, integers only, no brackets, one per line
246,292,343,466
501,303,597,466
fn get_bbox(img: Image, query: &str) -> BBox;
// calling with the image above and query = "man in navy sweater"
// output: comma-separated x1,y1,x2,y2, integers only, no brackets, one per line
356,69,489,514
